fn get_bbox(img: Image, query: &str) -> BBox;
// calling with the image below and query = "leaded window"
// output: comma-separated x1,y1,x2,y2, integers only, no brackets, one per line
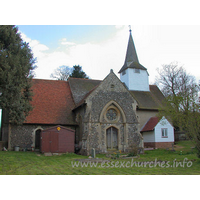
106,109,117,121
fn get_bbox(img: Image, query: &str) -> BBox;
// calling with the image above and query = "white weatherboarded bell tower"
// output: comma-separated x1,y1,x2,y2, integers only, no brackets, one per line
119,29,149,91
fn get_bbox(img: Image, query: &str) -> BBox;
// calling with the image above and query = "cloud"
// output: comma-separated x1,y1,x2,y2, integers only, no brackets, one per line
19,26,200,84
20,27,129,80
20,32,49,59
63,27,129,80
20,32,69,79
115,25,124,29
60,38,76,46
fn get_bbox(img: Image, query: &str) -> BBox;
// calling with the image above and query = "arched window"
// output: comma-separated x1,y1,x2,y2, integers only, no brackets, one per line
100,100,126,123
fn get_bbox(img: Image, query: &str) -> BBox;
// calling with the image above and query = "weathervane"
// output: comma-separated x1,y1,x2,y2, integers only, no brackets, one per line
129,25,132,33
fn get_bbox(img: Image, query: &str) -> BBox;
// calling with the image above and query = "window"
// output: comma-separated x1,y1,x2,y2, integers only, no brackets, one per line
161,128,168,138
122,70,126,75
135,69,140,73
111,84,115,89
106,109,118,121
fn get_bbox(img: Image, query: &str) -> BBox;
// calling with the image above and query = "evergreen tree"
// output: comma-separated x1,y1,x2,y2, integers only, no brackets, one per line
69,65,89,79
0,25,36,124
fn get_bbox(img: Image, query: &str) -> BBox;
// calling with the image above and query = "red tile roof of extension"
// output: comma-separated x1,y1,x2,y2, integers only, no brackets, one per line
25,79,76,125
140,117,159,132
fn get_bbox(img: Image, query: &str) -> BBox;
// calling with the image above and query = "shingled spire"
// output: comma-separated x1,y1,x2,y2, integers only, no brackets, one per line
118,29,146,73
119,28,149,91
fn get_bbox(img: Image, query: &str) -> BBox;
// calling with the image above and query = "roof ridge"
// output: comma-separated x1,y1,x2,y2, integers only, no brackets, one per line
32,78,67,82
68,77,102,81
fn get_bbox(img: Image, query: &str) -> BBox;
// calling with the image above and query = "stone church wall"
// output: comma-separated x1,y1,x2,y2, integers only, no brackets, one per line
77,71,143,155
9,124,75,150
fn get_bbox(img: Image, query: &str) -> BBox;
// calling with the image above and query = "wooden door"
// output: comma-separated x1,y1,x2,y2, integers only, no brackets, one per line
41,131,58,153
50,132,59,152
106,127,118,150
41,132,51,152
112,128,118,149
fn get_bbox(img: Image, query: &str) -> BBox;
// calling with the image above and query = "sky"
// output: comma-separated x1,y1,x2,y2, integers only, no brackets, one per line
17,25,200,84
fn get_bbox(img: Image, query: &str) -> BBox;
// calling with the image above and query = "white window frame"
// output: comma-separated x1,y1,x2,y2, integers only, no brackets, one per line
161,128,168,138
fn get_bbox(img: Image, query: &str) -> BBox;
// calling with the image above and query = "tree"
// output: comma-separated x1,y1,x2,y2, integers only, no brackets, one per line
50,65,72,81
69,65,89,79
0,25,36,124
50,65,89,80
156,62,200,157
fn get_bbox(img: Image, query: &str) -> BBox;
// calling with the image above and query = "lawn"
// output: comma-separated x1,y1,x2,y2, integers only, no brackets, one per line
0,140,199,175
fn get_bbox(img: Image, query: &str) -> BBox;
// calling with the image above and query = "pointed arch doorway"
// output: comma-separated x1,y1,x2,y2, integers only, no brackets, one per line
106,127,118,150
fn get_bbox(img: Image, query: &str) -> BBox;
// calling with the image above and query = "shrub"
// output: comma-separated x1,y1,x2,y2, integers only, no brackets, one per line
127,144,138,157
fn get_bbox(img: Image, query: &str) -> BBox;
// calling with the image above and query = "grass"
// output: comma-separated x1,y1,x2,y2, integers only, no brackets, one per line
0,140,199,175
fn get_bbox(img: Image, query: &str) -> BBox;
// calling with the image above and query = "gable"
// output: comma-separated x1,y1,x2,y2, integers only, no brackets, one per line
85,70,137,104
155,117,174,129
141,116,173,133
81,70,138,124
25,79,76,125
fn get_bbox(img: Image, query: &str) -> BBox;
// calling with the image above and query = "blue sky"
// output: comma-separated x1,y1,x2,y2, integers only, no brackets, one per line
17,25,117,48
17,25,200,84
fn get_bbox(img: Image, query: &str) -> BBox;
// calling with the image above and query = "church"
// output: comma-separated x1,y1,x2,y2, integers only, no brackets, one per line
0,30,174,154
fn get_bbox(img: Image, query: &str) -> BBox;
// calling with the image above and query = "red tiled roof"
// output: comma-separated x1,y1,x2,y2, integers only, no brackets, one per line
140,117,159,132
25,79,76,125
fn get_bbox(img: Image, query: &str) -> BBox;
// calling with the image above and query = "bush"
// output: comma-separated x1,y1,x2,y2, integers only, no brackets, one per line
127,144,138,157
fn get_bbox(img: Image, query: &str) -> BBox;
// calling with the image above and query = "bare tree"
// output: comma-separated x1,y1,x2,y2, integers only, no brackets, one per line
50,65,72,81
156,62,199,114
156,62,200,157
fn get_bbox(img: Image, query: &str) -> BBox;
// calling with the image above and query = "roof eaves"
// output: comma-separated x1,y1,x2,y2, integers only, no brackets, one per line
118,62,147,73
137,107,159,111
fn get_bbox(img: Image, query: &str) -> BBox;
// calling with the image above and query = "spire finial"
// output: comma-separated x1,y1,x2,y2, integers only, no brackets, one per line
129,25,132,33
